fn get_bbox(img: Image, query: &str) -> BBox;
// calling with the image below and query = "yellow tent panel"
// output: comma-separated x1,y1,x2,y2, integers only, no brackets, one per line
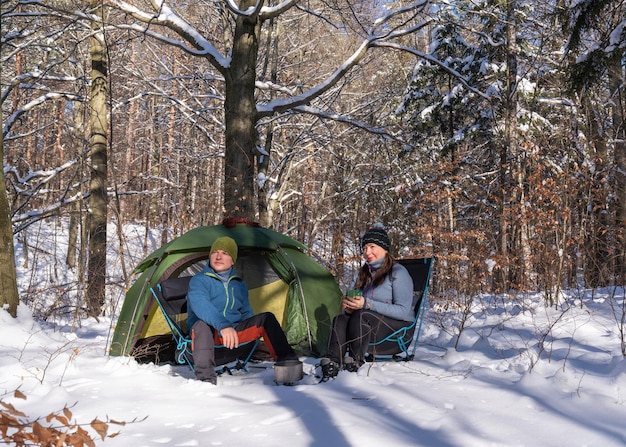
249,279,289,326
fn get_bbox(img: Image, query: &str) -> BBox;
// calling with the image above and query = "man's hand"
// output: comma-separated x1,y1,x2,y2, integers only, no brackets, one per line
220,327,239,349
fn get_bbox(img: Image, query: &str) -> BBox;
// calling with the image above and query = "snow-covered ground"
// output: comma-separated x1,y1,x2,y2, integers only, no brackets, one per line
2,222,625,446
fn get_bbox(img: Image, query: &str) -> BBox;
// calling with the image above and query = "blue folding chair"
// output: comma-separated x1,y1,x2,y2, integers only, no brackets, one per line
367,257,434,361
150,276,259,374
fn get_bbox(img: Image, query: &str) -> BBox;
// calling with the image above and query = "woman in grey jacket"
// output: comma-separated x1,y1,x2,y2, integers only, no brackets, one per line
322,224,413,380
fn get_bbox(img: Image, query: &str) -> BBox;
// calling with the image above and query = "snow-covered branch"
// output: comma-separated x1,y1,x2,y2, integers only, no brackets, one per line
223,0,264,17
286,105,399,140
259,0,300,20
5,154,88,233
105,0,230,72
257,40,371,116
372,0,430,28
4,159,79,186
258,1,434,116
372,41,492,100
255,80,299,97
11,191,86,233
3,92,82,139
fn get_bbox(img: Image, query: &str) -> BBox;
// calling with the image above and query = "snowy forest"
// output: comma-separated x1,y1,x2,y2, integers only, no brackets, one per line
1,1,625,445
1,1,625,323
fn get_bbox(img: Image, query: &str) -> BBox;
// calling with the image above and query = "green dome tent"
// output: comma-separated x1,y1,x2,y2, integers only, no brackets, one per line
109,220,342,363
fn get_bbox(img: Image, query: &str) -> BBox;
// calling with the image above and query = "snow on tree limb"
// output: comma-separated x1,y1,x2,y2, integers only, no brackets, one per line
3,92,82,139
290,105,399,140
11,191,85,232
372,41,492,100
260,0,301,20
257,1,434,116
105,0,230,72
257,40,371,116
223,0,263,17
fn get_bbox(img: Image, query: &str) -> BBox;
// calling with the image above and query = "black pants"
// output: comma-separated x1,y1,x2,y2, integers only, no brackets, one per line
191,312,296,381
326,309,410,365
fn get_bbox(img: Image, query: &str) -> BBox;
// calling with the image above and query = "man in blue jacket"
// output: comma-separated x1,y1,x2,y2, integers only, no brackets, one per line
187,236,297,384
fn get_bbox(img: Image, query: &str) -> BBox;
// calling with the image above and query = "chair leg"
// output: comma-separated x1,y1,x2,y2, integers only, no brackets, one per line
215,338,260,375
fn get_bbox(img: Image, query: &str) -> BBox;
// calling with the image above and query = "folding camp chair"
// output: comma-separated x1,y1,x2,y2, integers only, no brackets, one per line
366,257,434,361
150,276,259,374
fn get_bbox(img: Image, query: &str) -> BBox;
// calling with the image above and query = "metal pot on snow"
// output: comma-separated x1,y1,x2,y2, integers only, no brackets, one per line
274,359,303,385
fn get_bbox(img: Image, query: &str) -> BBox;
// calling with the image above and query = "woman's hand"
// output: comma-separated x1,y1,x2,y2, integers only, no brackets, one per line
342,297,353,314
342,295,365,312
220,327,239,349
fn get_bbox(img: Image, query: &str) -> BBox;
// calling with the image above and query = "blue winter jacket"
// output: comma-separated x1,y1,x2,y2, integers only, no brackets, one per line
359,259,415,322
186,263,254,335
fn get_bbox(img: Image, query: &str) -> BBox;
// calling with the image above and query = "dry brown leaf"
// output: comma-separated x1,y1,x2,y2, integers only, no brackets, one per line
0,412,21,427
0,401,27,418
32,421,53,445
54,414,70,427
90,418,108,441
77,425,96,447
67,431,85,447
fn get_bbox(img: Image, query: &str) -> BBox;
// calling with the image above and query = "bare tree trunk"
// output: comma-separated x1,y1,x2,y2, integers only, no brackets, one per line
581,93,611,288
78,211,87,288
122,43,136,222
609,55,625,285
67,100,86,270
496,0,518,292
66,201,79,269
258,17,278,228
518,156,532,288
3,47,20,305
0,136,19,317
224,0,261,218
258,124,273,228
86,3,108,316
165,57,177,236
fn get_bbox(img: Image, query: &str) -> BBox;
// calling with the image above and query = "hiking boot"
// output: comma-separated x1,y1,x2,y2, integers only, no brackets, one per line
319,358,340,381
343,356,360,373
199,375,217,385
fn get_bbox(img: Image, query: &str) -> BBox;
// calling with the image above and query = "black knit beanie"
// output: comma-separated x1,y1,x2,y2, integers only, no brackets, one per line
361,223,390,252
